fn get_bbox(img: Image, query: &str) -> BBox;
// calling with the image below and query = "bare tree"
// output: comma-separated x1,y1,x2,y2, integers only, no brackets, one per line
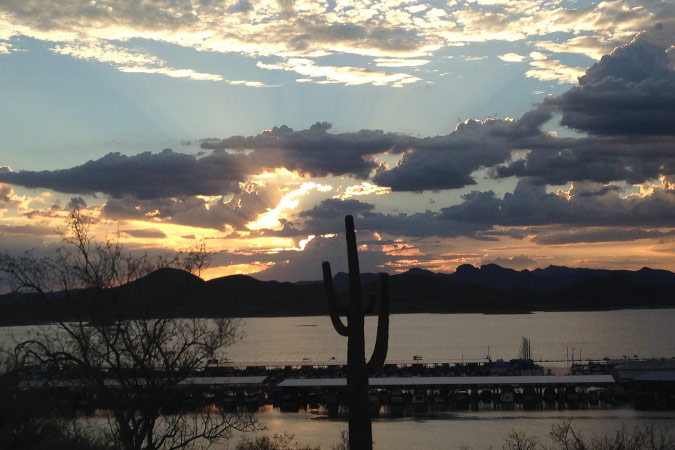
0,211,256,450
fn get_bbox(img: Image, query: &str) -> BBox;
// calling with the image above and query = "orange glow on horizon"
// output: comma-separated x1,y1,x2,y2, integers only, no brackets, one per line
200,262,274,280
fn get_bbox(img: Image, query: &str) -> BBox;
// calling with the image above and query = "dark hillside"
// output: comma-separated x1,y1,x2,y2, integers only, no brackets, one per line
2,264,675,325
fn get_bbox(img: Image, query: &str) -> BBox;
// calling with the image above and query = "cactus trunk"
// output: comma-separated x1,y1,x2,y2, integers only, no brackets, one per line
322,215,390,450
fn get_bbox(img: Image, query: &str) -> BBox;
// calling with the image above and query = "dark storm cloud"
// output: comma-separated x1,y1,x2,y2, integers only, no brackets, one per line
202,122,401,179
372,117,549,191
442,180,675,228
300,198,375,219
102,187,277,231
545,38,675,136
202,119,550,191
533,228,675,245
1,116,549,197
0,184,14,204
492,30,675,187
294,198,491,238
370,30,675,190
287,179,675,241
0,149,244,199
495,134,675,185
67,197,87,210
3,123,426,199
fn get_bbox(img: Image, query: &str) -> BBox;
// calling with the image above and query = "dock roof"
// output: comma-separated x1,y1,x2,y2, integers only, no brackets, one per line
20,375,268,389
277,375,615,388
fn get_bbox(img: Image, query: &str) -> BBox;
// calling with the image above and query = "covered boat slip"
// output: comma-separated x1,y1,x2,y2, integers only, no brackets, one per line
20,373,616,390
277,375,616,388
19,376,268,390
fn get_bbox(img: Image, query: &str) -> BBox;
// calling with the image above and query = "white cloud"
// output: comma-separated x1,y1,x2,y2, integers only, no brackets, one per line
535,37,614,60
526,54,585,84
374,58,431,67
0,42,13,54
53,41,224,82
0,0,668,88
257,58,422,87
498,52,526,62
0,0,664,66
118,66,223,82
334,182,391,200
52,41,274,86
229,80,278,88
529,51,548,61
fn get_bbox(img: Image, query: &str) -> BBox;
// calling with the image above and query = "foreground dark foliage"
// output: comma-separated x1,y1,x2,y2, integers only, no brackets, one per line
0,211,256,450
235,431,349,450
0,417,115,450
495,422,675,450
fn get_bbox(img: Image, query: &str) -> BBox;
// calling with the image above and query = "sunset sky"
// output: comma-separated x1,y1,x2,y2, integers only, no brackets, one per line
1,0,675,281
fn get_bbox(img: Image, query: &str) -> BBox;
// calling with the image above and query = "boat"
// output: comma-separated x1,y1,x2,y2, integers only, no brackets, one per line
390,389,406,405
454,389,470,408
543,386,557,404
500,386,515,403
411,389,426,404
522,386,539,409
479,389,493,404
565,387,581,408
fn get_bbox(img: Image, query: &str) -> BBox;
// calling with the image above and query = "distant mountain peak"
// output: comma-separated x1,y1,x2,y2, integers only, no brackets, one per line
404,267,436,276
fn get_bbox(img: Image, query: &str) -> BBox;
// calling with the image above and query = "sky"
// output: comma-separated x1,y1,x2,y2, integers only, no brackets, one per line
1,0,675,281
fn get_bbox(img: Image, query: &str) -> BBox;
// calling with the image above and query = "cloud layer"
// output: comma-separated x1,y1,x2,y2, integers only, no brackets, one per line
1,0,670,85
3,30,675,236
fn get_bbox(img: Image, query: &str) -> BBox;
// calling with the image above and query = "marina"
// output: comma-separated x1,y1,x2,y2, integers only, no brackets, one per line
12,357,675,416
5,311,675,418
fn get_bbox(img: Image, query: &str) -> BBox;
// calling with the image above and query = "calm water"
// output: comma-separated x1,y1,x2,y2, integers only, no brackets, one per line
232,407,675,450
4,310,675,449
227,310,675,366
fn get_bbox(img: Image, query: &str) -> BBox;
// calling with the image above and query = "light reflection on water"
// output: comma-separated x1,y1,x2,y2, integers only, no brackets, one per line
72,404,675,450
227,406,675,450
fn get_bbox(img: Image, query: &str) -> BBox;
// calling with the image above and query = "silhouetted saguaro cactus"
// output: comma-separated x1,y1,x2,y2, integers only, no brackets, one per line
322,215,390,450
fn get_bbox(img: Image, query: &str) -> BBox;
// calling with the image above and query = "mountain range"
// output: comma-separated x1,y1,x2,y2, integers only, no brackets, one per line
2,264,675,325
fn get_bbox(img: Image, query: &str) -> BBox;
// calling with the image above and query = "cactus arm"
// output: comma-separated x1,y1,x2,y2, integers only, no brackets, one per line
367,273,389,372
322,261,349,337
363,294,375,315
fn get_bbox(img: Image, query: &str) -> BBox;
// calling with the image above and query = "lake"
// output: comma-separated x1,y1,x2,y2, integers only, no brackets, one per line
3,310,675,449
226,310,675,367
